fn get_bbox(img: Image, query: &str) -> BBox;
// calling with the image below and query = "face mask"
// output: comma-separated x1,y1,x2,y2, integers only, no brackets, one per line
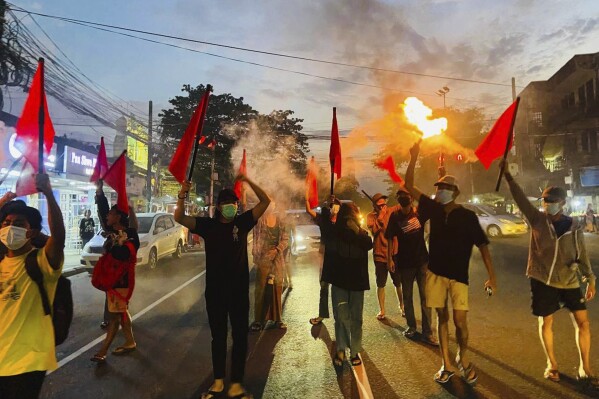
544,202,561,216
331,204,340,215
220,204,238,219
435,189,454,205
0,226,30,250
398,197,411,207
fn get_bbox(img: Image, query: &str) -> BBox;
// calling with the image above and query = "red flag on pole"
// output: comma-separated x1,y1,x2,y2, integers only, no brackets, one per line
102,151,128,213
90,137,109,182
233,149,247,199
15,161,38,197
15,59,55,172
306,156,319,209
329,107,342,179
475,99,520,169
168,88,211,183
375,156,404,184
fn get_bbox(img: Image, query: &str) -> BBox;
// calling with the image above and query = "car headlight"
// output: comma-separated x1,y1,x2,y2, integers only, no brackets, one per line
139,241,149,248
296,235,304,242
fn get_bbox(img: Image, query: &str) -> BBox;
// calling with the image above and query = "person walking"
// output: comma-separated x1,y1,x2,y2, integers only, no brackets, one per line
175,174,270,399
405,141,497,385
366,193,404,321
585,204,596,233
321,202,373,367
79,209,95,249
306,195,340,326
251,202,289,331
91,180,139,363
386,187,438,346
502,160,598,389
0,174,65,399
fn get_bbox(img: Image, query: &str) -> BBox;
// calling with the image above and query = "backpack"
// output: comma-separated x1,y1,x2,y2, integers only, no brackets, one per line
91,241,136,298
25,249,74,346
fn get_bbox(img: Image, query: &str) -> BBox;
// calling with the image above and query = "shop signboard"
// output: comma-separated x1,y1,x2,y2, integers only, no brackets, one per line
580,166,599,187
64,146,98,181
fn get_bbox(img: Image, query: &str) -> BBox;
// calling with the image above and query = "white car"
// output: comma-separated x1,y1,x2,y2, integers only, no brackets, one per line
286,210,321,256
81,213,187,269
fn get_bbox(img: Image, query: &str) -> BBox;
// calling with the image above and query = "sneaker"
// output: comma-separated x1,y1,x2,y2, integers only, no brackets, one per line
404,327,417,338
100,322,108,330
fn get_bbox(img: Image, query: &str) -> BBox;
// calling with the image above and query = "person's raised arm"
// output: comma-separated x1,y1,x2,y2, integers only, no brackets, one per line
128,204,139,231
501,160,540,224
0,191,16,209
95,180,110,232
237,174,271,221
37,174,65,270
479,244,497,294
405,140,424,200
174,180,197,231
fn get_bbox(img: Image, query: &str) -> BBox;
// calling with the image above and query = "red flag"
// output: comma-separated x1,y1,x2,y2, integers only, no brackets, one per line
168,88,211,183
375,156,404,184
233,149,247,199
329,107,342,179
15,161,37,197
306,156,319,209
15,59,55,172
475,99,520,169
102,151,128,213
90,137,109,182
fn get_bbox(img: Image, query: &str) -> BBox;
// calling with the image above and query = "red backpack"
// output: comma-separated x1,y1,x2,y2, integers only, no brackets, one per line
91,241,136,300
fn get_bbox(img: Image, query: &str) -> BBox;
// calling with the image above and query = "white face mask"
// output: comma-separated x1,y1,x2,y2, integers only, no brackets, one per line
435,189,454,205
0,226,30,250
544,202,561,216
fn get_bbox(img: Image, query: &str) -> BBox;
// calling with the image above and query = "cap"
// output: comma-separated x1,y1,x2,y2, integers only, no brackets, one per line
217,188,239,204
396,186,410,196
540,186,567,201
371,193,388,204
434,175,460,191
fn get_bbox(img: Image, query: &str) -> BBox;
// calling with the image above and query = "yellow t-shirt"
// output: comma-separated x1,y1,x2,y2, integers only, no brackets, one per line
0,249,63,376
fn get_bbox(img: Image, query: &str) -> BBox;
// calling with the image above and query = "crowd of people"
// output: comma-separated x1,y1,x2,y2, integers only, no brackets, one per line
0,139,598,398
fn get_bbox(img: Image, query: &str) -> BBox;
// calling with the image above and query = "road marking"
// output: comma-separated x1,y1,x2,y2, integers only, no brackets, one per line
51,270,206,373
351,354,374,399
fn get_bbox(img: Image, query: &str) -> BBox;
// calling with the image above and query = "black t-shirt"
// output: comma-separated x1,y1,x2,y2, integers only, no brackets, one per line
418,195,489,284
385,208,428,269
552,215,573,238
192,211,256,292
80,218,95,239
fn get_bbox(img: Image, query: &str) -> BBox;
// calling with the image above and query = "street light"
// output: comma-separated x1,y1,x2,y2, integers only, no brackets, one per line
436,86,450,109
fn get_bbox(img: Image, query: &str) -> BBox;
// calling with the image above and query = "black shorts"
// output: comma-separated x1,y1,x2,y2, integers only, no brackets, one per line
530,278,586,317
375,261,401,288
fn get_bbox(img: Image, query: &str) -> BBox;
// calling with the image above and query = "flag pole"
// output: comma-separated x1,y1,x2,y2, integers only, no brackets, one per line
37,58,45,174
495,97,520,191
330,107,336,195
187,84,213,182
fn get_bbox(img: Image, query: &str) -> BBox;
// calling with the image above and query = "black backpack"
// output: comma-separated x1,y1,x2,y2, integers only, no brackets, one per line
25,249,74,346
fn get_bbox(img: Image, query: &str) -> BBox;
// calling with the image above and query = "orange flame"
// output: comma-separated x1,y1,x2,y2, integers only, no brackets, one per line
402,97,447,139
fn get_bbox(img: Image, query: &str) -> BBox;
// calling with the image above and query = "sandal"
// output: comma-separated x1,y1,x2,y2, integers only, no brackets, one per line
249,322,262,332
309,317,323,325
434,369,455,384
227,393,253,399
201,390,224,399
277,321,287,329
90,353,106,363
544,368,560,382
333,353,344,367
459,362,478,385
350,354,362,366
112,346,136,355
376,312,386,321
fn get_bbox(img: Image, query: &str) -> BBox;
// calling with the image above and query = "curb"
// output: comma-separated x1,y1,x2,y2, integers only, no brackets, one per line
63,266,91,278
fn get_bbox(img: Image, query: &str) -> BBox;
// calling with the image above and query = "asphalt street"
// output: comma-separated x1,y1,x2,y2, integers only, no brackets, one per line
39,234,599,399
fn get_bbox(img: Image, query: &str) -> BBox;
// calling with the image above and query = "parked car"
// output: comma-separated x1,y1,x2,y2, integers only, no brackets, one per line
81,213,187,269
285,210,321,256
463,204,528,237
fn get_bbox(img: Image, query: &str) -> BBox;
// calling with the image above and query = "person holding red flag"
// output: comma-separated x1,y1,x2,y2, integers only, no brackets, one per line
174,173,270,399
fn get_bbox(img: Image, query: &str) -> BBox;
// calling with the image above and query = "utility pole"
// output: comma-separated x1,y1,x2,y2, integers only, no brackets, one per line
209,147,216,217
146,100,152,212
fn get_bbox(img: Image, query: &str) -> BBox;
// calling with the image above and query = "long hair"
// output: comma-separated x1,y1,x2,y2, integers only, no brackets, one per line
335,203,360,233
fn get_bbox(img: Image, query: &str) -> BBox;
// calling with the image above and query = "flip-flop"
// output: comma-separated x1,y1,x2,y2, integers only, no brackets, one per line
376,312,386,321
112,346,136,355
228,392,253,399
350,355,362,366
544,368,560,382
333,353,344,367
201,390,224,399
434,369,455,384
309,317,323,325
460,362,478,385
249,322,262,332
90,353,106,363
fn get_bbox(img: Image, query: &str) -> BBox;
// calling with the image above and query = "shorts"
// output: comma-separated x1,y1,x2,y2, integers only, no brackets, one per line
425,270,469,311
530,278,586,317
375,261,401,288
107,288,130,313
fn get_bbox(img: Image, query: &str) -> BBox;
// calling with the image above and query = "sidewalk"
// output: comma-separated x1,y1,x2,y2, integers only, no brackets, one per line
63,250,89,277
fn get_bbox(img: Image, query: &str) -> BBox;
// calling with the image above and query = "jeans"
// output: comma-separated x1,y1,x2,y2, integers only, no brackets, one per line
0,371,46,399
331,285,364,357
318,280,330,318
399,266,432,336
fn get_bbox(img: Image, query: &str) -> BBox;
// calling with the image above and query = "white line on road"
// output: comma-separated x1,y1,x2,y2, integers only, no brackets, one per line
51,270,206,373
351,355,374,399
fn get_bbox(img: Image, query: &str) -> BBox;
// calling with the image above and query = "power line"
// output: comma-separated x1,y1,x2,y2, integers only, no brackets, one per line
6,4,519,89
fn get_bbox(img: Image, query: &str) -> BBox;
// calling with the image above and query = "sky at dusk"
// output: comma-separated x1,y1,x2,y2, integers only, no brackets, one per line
5,0,599,193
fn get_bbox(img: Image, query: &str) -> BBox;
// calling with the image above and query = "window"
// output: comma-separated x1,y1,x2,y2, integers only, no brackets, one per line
532,111,543,127
164,216,175,230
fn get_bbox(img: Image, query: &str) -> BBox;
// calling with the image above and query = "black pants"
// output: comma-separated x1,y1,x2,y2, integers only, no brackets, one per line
0,371,46,399
205,289,249,383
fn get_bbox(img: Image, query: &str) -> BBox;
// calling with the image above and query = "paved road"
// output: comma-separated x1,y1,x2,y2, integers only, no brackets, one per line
40,234,599,398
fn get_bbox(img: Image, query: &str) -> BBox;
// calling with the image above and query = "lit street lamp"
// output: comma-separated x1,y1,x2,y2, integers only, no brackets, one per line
436,86,450,109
